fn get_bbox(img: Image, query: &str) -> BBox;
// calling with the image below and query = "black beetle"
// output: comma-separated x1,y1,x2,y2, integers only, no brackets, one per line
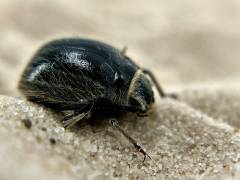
19,38,176,160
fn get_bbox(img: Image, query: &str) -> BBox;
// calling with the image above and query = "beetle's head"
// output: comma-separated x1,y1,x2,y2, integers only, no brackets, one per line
128,70,154,113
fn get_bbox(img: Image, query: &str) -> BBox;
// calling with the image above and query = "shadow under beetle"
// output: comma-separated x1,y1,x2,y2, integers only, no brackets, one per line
18,38,177,161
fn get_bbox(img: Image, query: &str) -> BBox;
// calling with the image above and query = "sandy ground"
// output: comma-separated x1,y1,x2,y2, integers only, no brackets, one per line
1,0,240,179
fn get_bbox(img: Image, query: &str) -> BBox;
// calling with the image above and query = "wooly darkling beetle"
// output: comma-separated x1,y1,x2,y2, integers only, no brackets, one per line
18,38,177,160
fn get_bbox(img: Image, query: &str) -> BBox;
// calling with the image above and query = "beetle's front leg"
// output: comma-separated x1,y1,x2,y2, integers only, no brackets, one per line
142,69,178,99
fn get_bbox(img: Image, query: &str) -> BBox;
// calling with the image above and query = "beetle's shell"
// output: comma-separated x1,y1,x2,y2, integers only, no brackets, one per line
19,38,140,111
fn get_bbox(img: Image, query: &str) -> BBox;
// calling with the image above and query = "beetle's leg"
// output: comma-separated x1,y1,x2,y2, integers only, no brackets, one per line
110,119,151,162
63,112,89,128
142,69,178,99
63,104,93,128
121,46,128,55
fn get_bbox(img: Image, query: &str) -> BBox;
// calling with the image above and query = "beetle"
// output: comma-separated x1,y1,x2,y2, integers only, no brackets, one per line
18,38,176,160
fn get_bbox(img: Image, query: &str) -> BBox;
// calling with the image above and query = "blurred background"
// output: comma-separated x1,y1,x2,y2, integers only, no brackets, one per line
1,1,240,179
0,0,240,95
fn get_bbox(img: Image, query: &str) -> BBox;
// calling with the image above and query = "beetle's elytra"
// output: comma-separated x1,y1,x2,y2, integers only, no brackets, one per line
19,38,176,160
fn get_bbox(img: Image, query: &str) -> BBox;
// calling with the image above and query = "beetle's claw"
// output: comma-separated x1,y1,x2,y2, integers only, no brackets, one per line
142,153,152,163
166,93,178,99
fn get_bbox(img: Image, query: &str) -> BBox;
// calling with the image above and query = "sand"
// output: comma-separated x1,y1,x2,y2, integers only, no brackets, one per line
0,0,240,179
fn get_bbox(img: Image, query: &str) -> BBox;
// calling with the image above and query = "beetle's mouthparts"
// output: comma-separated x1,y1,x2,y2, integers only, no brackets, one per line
129,95,148,112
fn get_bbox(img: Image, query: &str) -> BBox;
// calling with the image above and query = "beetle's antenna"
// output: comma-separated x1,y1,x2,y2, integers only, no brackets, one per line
110,119,151,162
142,69,178,99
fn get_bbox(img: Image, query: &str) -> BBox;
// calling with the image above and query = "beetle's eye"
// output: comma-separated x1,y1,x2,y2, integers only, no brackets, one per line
113,72,124,88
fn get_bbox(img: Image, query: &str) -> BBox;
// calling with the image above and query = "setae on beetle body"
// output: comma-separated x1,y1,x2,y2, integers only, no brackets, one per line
19,38,154,124
19,38,175,159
